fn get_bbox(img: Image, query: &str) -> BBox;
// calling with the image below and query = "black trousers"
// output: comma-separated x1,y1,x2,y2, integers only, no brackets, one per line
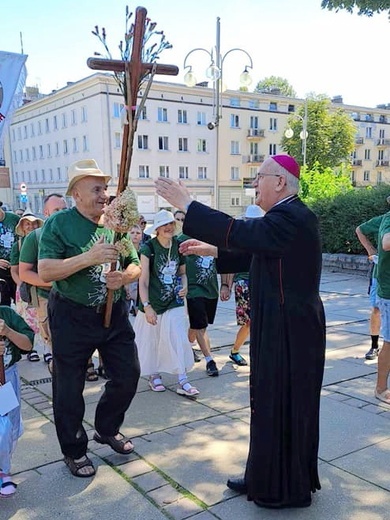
48,291,140,459
0,266,16,306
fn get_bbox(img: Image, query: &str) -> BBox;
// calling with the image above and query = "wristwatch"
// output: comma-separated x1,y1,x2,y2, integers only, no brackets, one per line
143,301,151,308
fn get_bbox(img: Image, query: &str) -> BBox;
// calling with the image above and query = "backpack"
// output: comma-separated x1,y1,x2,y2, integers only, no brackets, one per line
19,228,42,307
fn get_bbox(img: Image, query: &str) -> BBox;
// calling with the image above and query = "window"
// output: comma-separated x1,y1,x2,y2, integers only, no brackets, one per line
63,139,68,154
230,141,240,155
363,170,370,181
157,107,168,122
288,104,295,113
197,112,206,126
12,129,15,142
37,122,42,135
71,109,77,125
378,150,384,161
365,126,372,139
269,143,277,155
23,125,28,138
116,164,120,178
230,97,240,107
231,194,241,206
81,106,88,122
250,142,259,155
231,167,240,180
139,165,150,178
82,135,88,152
139,106,147,120
19,150,23,162
41,169,45,182
197,167,207,179
17,127,22,140
159,166,170,178
230,114,240,128
178,110,188,124
179,166,189,179
72,137,78,153
377,171,383,184
45,118,50,133
249,99,259,109
57,167,61,181
197,139,207,153
250,116,259,129
364,149,371,160
47,144,51,157
13,151,17,163
138,135,149,150
351,170,355,182
48,168,53,182
114,132,121,148
379,129,385,139
33,170,38,182
158,136,169,151
62,113,67,128
269,118,277,131
113,103,124,118
32,147,36,161
269,102,277,111
55,142,60,156
39,145,44,159
178,137,188,152
53,116,58,130
25,149,30,162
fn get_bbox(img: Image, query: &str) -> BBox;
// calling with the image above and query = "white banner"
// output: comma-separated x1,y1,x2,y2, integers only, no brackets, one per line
0,51,28,142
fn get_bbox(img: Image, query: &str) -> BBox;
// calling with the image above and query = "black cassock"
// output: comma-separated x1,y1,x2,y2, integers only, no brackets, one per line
183,198,325,508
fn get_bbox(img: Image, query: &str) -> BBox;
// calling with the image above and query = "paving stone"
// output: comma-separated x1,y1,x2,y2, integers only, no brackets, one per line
163,497,204,519
148,484,183,506
133,470,170,492
120,458,154,478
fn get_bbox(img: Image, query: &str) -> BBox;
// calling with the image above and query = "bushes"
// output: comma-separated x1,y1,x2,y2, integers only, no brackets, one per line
309,184,390,253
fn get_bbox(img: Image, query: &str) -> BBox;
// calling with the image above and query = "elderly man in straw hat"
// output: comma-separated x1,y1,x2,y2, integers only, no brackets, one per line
156,155,326,509
38,159,141,478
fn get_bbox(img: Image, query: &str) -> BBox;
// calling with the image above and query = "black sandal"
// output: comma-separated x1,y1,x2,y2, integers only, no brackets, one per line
93,432,134,454
64,455,96,478
85,363,98,382
97,365,109,380
43,352,53,364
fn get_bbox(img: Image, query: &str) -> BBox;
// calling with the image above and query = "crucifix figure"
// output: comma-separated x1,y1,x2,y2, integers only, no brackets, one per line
87,5,179,326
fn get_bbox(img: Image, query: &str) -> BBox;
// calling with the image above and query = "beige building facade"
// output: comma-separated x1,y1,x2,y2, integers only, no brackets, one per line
4,73,390,218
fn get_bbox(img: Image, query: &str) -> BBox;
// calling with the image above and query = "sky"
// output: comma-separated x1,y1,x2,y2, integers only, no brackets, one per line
2,0,390,109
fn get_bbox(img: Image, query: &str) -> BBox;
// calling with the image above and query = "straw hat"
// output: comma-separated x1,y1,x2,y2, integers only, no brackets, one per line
148,210,175,234
15,211,44,236
66,159,111,196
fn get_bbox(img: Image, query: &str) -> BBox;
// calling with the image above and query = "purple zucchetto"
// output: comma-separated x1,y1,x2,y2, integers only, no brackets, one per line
271,155,300,179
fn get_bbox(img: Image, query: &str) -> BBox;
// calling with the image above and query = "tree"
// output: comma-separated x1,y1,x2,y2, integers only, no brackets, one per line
254,76,296,97
321,1,390,17
299,162,354,205
280,96,356,170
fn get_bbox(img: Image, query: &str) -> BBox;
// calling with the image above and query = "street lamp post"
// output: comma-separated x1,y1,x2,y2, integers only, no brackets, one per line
285,100,308,167
183,17,253,209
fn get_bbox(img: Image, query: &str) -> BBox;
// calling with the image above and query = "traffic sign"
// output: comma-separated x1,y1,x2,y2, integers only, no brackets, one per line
20,194,28,203
20,183,27,193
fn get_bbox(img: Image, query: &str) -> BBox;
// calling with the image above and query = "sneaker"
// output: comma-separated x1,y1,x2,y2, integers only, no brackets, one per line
229,351,248,366
365,347,379,360
193,349,202,363
206,359,219,377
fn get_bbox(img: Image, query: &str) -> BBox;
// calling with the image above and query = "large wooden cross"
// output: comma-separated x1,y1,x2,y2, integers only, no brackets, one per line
87,5,178,326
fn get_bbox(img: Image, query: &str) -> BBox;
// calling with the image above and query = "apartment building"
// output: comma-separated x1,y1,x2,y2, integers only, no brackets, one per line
4,73,390,217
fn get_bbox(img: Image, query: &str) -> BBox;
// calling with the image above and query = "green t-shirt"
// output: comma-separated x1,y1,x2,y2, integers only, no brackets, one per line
10,237,23,266
38,207,140,307
178,233,218,299
139,236,185,314
0,305,35,369
359,214,384,279
19,227,50,299
377,212,390,299
0,212,19,262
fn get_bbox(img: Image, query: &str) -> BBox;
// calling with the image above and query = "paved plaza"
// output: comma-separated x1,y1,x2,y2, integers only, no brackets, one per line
2,269,390,519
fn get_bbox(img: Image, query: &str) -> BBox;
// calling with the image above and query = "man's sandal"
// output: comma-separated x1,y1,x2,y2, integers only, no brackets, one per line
177,379,199,400
43,352,53,364
0,481,17,497
85,363,98,382
93,432,134,454
64,456,96,478
27,350,40,362
148,375,166,392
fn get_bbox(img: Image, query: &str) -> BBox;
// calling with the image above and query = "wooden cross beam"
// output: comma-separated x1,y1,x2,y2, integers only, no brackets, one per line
87,6,178,326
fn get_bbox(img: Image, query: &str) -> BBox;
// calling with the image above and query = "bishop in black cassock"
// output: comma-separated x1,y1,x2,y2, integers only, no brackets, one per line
156,155,326,509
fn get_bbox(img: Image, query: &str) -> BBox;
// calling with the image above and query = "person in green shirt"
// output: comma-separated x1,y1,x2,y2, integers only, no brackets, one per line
0,305,34,497
19,194,67,373
37,159,141,478
0,207,20,306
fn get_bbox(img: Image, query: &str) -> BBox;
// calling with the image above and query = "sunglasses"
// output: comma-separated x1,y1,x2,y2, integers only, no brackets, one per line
175,218,185,222
140,221,147,225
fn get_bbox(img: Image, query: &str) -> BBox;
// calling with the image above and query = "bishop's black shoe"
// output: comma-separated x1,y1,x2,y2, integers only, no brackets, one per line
227,477,247,494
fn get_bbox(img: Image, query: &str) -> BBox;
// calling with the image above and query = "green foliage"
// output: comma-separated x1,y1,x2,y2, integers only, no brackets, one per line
280,97,356,170
299,163,354,205
254,76,296,97
321,1,390,17
309,184,390,253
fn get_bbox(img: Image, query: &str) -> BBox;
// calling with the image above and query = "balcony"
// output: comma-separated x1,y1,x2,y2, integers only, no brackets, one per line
243,154,265,164
352,159,362,166
247,128,265,140
376,138,390,147
355,137,364,145
376,160,390,167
